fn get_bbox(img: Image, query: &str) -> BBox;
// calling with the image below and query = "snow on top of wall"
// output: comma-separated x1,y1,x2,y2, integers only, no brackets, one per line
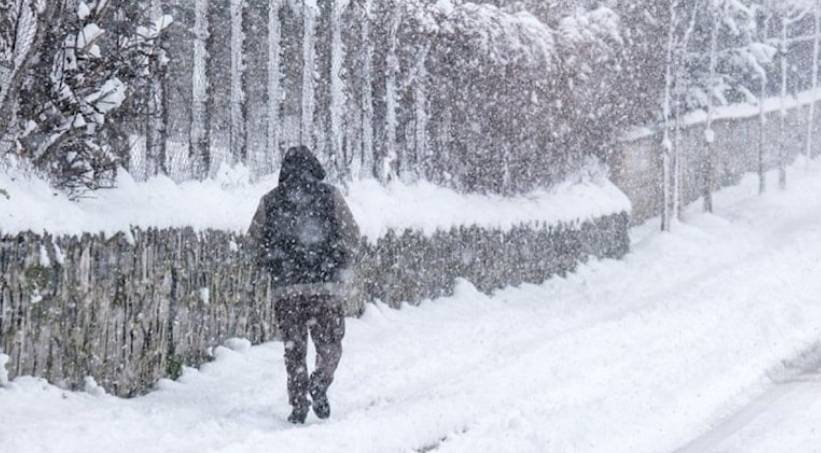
0,162,630,240
623,87,821,142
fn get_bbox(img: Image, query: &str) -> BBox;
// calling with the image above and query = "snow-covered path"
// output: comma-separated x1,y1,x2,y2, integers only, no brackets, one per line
4,162,821,453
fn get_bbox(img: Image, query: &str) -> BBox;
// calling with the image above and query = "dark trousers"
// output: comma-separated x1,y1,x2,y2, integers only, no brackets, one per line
275,295,345,408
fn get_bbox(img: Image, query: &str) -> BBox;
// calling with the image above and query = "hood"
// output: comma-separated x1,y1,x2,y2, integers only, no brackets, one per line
279,146,326,186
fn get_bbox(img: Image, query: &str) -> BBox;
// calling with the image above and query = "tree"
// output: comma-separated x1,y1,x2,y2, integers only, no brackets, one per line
328,0,347,180
758,0,774,194
379,4,401,183
300,0,317,150
661,0,702,231
688,0,762,212
190,0,212,179
703,0,723,213
806,1,820,160
775,1,811,189
0,0,59,153
4,1,172,193
267,0,282,174
408,40,432,183
144,0,172,177
358,0,375,179
229,0,247,164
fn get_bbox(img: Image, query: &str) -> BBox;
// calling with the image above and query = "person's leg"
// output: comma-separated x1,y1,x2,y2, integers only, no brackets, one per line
276,297,311,422
308,297,345,419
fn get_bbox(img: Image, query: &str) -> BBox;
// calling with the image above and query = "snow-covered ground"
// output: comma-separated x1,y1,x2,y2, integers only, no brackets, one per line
721,378,821,453
676,365,821,453
3,160,821,453
0,162,628,240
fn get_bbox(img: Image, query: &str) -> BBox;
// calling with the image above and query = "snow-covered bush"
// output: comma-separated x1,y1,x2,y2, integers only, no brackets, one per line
2,1,172,195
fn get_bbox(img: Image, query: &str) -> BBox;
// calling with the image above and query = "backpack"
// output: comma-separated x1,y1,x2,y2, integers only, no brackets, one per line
259,182,343,286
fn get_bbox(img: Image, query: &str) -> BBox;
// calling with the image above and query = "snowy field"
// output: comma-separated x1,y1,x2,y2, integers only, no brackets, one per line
3,160,821,453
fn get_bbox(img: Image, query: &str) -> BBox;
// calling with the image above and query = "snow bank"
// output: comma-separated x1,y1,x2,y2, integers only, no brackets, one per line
690,375,821,453
348,166,629,240
0,163,630,240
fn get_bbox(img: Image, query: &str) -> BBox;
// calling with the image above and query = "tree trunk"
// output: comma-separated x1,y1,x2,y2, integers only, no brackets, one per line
230,0,247,165
673,78,682,222
661,1,677,232
806,5,820,161
704,6,719,214
413,44,430,182
779,20,788,190
190,0,211,179
359,0,374,179
160,62,169,175
242,3,252,171
672,0,700,221
381,7,401,183
204,0,218,177
300,0,316,149
267,0,282,175
145,76,155,179
438,96,453,187
145,0,169,178
758,13,770,195
329,0,345,180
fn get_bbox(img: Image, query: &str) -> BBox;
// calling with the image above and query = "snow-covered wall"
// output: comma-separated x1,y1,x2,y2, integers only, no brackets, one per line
614,91,821,224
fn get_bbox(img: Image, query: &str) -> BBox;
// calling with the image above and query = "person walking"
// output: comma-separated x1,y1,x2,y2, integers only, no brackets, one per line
248,146,360,424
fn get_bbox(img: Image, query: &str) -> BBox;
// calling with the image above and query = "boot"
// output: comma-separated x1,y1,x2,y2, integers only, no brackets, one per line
310,386,331,419
287,402,310,424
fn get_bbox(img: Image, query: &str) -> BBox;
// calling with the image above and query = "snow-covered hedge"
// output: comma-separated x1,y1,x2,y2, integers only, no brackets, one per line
0,212,629,396
0,159,630,395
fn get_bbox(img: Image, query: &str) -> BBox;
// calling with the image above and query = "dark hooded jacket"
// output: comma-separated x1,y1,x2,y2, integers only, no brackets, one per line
248,147,360,291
